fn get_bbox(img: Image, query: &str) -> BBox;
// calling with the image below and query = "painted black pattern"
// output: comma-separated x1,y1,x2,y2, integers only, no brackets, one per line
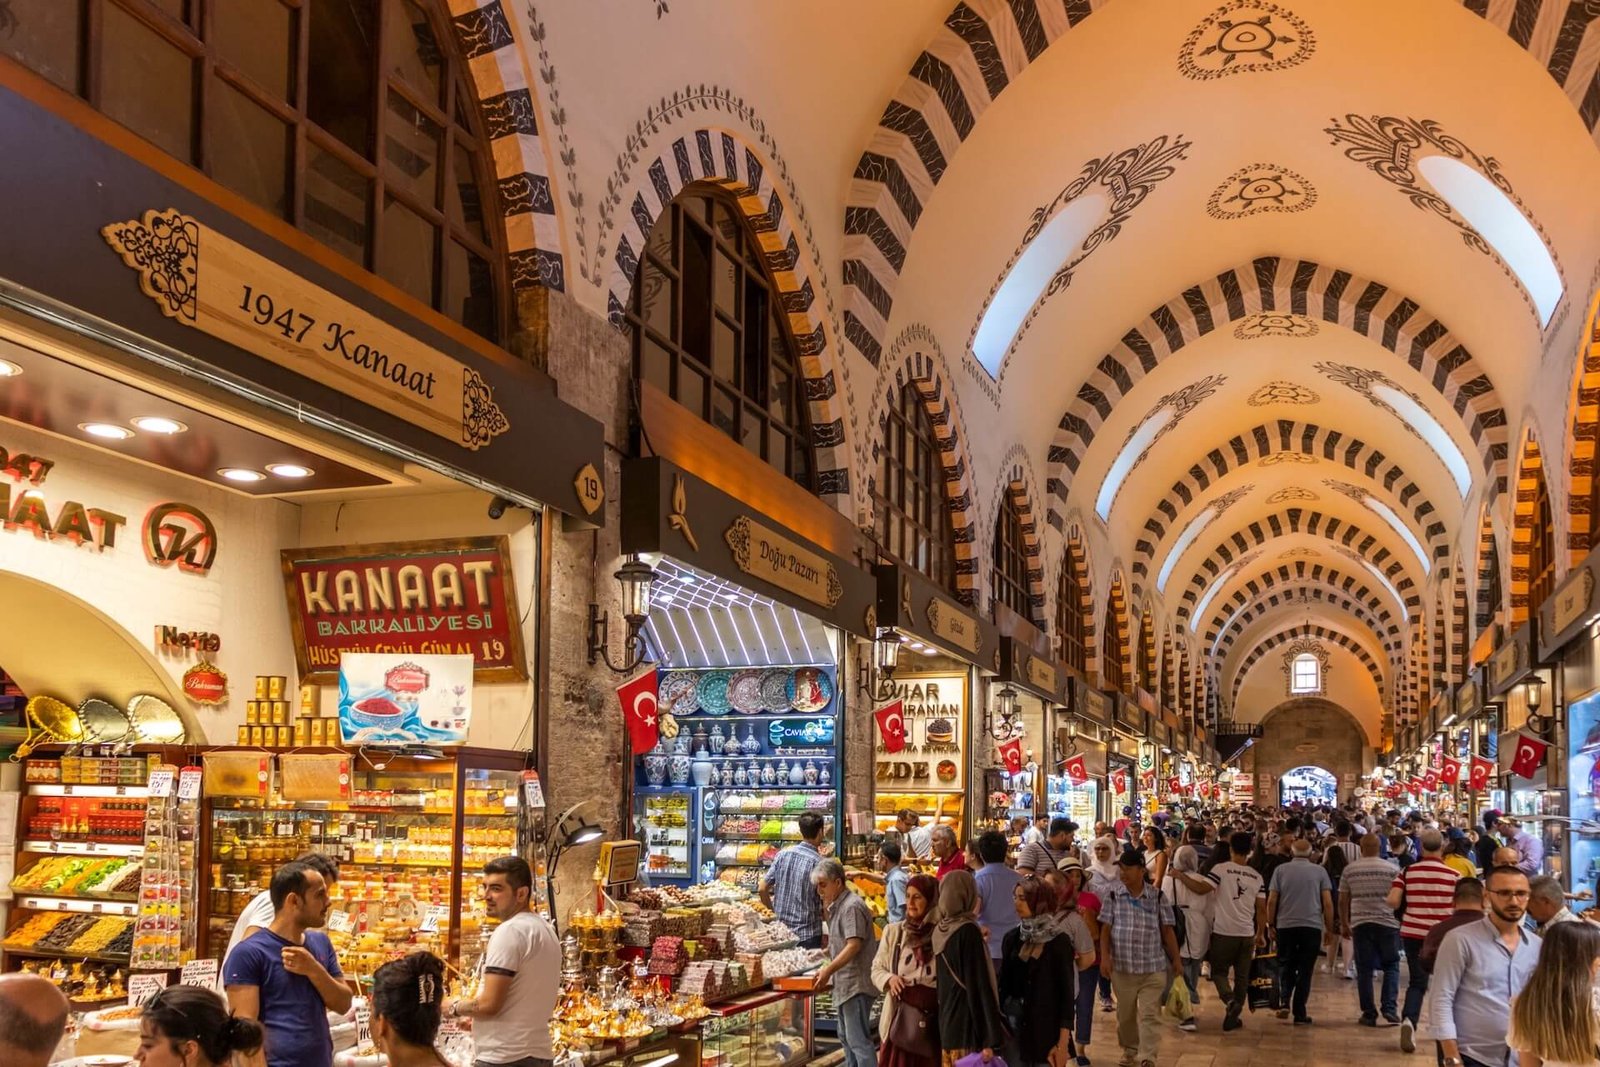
1212,589,1399,667
1200,562,1401,649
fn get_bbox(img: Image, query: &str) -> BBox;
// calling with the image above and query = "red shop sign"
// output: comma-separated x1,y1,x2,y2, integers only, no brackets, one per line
281,536,527,683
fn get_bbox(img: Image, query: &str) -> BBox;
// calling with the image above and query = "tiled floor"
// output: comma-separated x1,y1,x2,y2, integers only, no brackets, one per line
1079,968,1426,1067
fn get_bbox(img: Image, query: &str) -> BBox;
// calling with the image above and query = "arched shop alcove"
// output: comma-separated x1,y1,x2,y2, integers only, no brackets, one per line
0,571,196,741
1279,765,1339,807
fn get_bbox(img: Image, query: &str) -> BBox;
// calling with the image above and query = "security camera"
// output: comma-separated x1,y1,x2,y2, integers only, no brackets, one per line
487,495,513,520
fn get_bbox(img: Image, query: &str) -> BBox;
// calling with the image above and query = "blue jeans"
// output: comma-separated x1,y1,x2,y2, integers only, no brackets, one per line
1353,923,1400,1020
836,991,876,1067
1402,936,1428,1025
1075,963,1100,1045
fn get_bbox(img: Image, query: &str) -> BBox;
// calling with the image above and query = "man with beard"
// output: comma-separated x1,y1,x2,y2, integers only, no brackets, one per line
1428,867,1540,1067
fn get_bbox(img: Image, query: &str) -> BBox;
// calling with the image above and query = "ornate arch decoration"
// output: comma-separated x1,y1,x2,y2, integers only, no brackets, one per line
840,0,1600,368
1178,641,1193,722
1228,625,1387,713
1451,560,1469,680
1057,523,1097,679
1159,626,1177,713
606,130,855,510
1046,257,1509,530
1136,605,1158,694
865,325,981,605
1431,576,1449,698
1567,287,1600,564
1173,509,1424,621
1200,562,1402,653
1103,570,1131,694
1211,586,1402,665
1509,429,1557,625
1281,637,1331,698
1474,502,1504,644
985,446,1048,622
1131,419,1447,599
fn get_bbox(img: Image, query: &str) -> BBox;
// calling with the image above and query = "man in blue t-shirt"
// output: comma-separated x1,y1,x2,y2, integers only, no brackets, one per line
225,859,353,1067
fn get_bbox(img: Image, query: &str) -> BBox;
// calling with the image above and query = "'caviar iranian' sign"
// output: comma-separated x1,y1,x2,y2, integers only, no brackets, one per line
280,537,526,683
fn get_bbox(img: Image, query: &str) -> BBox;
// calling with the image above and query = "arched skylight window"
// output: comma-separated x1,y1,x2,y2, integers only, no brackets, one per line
1096,405,1174,521
973,193,1110,376
1190,563,1241,633
1360,495,1431,578
1417,156,1562,326
1157,505,1219,593
1290,653,1320,694
1349,553,1408,623
1369,381,1472,498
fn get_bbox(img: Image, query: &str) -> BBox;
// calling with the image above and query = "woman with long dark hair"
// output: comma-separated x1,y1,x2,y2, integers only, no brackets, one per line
136,985,264,1067
371,952,451,1067
932,870,1007,1066
1141,827,1169,889
1509,921,1600,1067
873,874,941,1067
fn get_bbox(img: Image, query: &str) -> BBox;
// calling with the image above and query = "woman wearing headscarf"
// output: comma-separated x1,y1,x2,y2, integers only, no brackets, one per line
932,870,1007,1066
1086,835,1122,1016
999,879,1093,1067
874,875,942,1067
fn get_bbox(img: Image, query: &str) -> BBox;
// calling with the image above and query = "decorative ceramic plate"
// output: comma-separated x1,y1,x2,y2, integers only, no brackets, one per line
728,670,765,714
786,668,833,714
696,671,733,715
759,669,792,711
659,671,700,715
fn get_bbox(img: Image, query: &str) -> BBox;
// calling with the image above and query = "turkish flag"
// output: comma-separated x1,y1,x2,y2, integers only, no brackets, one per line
1511,733,1550,779
1469,756,1494,791
1110,768,1129,795
873,700,907,754
1166,776,1182,795
1422,770,1440,792
1440,757,1462,785
617,667,661,755
999,737,1024,773
1064,754,1088,785
1409,777,1424,794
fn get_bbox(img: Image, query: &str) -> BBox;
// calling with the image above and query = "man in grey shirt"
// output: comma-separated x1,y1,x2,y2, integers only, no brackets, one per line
1430,866,1539,1067
811,858,878,1067
1267,838,1333,1025
1339,832,1401,1026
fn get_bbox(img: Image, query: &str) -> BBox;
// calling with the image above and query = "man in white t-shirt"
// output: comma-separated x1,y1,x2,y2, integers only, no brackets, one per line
1175,831,1265,1032
444,856,559,1067
225,852,339,962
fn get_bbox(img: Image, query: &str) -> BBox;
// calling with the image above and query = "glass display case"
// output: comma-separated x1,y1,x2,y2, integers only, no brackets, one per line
1569,689,1600,906
1047,775,1098,827
1509,783,1565,881
635,787,695,882
699,991,814,1067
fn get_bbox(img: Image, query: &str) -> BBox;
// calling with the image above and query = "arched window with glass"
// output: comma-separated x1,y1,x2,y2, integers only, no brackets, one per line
992,492,1040,626
1056,546,1087,674
627,189,817,489
1290,654,1320,694
1102,600,1127,694
1528,466,1556,615
1,0,511,341
1136,610,1156,694
874,384,957,589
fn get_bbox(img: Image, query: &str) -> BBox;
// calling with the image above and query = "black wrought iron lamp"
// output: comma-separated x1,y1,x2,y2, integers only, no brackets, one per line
587,555,657,673
868,628,901,701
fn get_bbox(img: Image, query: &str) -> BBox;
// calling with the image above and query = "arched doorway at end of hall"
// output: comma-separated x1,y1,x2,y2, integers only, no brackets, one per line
1279,765,1338,807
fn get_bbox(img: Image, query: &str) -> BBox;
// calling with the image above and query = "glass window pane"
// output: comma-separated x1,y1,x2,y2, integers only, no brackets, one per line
742,277,766,402
0,0,82,92
304,142,371,265
713,249,738,317
443,240,496,340
445,142,488,241
100,4,195,161
208,79,289,217
678,365,707,418
211,0,293,99
646,208,673,262
769,365,792,423
710,387,737,440
680,223,712,364
638,262,673,339
308,0,377,156
741,407,763,458
378,194,437,304
712,320,737,384
385,90,441,205
768,424,786,467
640,337,672,396
385,0,443,106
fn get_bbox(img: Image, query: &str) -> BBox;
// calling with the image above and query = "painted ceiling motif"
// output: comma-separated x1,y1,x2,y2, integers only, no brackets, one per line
1206,163,1318,219
1178,1,1317,81
1247,381,1320,406
1234,313,1319,341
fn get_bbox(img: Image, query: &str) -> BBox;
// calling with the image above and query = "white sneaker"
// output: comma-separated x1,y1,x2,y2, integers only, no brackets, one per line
1400,1019,1416,1053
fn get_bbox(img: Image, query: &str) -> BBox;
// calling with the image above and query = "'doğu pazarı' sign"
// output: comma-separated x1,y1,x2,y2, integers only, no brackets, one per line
102,209,509,451
724,515,843,608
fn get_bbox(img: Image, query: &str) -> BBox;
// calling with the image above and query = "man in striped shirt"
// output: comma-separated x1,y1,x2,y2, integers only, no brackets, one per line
1385,828,1459,1053
1017,817,1079,876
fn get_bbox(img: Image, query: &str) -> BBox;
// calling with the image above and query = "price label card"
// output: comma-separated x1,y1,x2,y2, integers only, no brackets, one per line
128,973,169,1006
147,769,175,798
180,959,219,989
521,769,545,810
418,904,449,933
177,768,202,800
326,909,354,934
355,1002,372,1047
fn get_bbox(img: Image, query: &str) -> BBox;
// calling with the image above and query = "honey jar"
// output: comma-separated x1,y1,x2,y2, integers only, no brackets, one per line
268,676,286,700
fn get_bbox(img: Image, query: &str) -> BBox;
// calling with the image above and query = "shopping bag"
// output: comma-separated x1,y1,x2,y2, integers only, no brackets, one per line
1246,950,1282,1012
1162,976,1193,1023
954,1052,1008,1067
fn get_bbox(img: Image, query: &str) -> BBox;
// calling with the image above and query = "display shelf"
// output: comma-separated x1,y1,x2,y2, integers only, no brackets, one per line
27,785,149,798
16,895,138,916
18,841,144,857
0,946,130,965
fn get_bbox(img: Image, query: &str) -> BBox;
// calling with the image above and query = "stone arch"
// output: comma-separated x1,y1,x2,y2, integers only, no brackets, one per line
1173,509,1424,621
1131,419,1447,598
1475,502,1504,641
1212,587,1402,665
986,445,1048,622
1229,625,1387,713
1509,428,1554,625
1047,258,1508,530
1451,558,1469,679
841,0,1600,367
1200,563,1402,654
1104,570,1131,693
1431,574,1449,699
865,325,982,605
1567,285,1600,564
1178,640,1193,722
605,130,855,510
1135,603,1158,693
1060,523,1098,681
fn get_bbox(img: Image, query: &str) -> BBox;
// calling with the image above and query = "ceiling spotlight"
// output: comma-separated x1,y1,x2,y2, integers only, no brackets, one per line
265,463,315,478
0,359,21,377
130,416,187,434
218,467,266,483
80,422,134,440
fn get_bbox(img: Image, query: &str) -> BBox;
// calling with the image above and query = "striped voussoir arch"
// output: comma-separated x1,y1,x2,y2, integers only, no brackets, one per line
1451,563,1468,677
604,129,853,507
1430,579,1449,696
1474,504,1502,637
1105,571,1131,691
1202,566,1403,660
987,450,1049,620
1160,627,1176,713
841,0,1600,368
866,327,980,606
1174,509,1424,622
1062,526,1097,681
1046,257,1509,529
1568,293,1600,565
446,0,565,291
1177,641,1192,723
1131,419,1446,599
1136,605,1157,691
1227,625,1389,715
1509,434,1551,625
1211,589,1401,668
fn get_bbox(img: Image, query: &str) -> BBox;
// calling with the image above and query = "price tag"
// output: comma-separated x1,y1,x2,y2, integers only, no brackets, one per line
418,904,449,933
355,1001,372,1047
326,909,354,934
147,769,175,798
177,767,202,800
128,973,169,1006
180,959,219,990
521,769,545,810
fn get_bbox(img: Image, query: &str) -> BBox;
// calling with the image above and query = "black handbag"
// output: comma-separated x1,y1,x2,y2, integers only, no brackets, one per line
889,999,937,1058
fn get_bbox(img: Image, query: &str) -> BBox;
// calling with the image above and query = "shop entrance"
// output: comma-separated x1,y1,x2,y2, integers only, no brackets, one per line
1279,765,1338,806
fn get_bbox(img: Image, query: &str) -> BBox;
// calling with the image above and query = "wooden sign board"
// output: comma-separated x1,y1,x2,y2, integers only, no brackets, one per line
926,597,979,654
724,515,842,608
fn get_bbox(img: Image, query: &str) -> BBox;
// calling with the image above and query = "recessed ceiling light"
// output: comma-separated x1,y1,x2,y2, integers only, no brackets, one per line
130,416,187,434
0,359,21,377
218,467,266,483
265,463,315,478
80,422,134,440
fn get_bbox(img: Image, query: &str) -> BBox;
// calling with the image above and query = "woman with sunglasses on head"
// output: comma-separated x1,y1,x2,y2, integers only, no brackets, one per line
371,952,451,1067
137,985,264,1067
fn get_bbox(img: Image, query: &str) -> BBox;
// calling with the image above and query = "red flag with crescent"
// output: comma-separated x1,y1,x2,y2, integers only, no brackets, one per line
1110,768,1129,795
1064,754,1088,785
1440,757,1461,785
999,737,1024,773
1422,770,1440,792
873,700,907,754
617,667,661,755
1469,756,1494,791
1166,776,1182,795
1511,733,1549,779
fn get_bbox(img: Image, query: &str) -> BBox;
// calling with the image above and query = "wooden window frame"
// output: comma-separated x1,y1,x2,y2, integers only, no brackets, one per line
992,493,1038,627
873,383,957,591
1056,549,1086,673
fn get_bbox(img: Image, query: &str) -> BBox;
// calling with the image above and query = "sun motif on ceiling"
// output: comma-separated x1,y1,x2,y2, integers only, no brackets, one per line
1234,313,1319,340
1207,163,1317,219
1247,381,1320,406
1179,1,1316,81
1258,451,1317,467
